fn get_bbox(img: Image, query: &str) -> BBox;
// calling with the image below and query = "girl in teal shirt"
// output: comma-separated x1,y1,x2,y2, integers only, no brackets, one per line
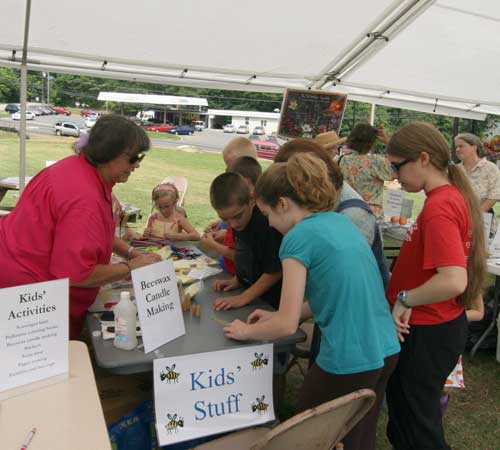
224,152,399,450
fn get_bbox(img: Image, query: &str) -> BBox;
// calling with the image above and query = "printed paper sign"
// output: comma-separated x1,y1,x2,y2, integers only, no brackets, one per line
132,260,185,353
384,189,405,219
483,212,493,242
489,220,500,254
154,344,275,446
0,278,69,399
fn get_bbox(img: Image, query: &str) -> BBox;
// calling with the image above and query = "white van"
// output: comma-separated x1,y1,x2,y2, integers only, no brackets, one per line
192,120,204,131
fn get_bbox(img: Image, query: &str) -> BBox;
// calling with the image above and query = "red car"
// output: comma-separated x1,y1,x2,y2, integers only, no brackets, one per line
253,140,280,160
146,123,175,133
52,106,71,116
80,109,96,117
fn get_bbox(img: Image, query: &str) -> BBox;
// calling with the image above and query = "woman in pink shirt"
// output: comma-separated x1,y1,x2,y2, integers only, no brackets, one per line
0,115,160,338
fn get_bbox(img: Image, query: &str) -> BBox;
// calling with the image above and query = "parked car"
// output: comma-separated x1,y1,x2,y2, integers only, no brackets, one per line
5,104,19,114
12,111,35,120
80,109,97,117
192,120,205,131
223,124,236,133
85,116,97,128
169,125,194,136
54,121,80,137
52,106,71,116
253,139,280,160
236,125,250,134
252,126,265,135
146,123,175,133
40,105,55,115
30,106,44,116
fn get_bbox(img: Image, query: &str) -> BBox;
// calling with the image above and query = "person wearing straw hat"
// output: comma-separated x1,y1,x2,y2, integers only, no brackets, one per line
314,130,347,156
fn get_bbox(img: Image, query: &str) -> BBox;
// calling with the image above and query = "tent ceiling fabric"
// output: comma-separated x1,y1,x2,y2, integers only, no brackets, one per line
0,0,499,117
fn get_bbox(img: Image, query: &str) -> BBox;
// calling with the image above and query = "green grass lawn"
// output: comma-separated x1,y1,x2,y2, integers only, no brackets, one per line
1,130,499,449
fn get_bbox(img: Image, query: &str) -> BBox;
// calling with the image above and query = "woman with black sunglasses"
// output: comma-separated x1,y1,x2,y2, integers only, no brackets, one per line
0,115,160,339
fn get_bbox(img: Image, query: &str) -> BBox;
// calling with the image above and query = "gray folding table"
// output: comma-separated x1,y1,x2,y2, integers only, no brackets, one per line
87,275,305,375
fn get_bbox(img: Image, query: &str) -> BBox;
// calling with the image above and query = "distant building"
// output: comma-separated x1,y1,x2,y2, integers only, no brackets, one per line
208,109,280,133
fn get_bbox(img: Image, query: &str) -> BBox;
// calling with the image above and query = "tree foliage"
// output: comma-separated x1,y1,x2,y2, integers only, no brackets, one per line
0,67,495,143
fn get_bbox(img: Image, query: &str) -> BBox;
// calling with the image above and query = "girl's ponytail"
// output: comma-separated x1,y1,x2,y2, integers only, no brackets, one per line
448,164,486,308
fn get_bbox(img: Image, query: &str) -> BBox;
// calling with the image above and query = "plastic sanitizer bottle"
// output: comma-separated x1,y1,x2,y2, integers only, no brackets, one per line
113,291,138,350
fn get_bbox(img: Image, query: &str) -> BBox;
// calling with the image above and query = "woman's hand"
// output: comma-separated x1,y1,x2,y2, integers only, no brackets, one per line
392,301,411,342
128,252,161,271
247,309,275,324
223,319,249,341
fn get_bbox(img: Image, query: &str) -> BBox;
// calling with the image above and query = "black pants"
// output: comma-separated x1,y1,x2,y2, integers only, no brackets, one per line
297,353,399,450
386,312,467,450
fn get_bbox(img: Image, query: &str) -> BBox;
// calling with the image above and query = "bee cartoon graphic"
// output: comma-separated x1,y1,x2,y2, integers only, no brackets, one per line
252,395,269,415
165,413,184,433
160,364,180,383
250,352,269,370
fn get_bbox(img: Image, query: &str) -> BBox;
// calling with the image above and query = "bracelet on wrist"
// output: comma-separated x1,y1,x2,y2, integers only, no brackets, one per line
119,260,130,273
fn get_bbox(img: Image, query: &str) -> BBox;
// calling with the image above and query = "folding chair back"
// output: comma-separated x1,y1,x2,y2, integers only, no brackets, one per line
192,389,376,450
161,175,188,207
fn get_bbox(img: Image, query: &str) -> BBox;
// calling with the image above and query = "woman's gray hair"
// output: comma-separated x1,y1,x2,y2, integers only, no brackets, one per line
455,133,483,157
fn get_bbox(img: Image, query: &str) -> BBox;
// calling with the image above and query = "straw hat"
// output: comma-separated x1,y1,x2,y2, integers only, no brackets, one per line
314,131,347,150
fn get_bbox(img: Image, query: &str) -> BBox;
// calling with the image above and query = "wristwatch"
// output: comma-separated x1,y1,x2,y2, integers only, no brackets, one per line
397,290,411,309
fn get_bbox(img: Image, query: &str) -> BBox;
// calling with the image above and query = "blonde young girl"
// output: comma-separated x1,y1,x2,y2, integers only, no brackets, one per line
143,184,200,241
385,122,486,450
223,153,400,450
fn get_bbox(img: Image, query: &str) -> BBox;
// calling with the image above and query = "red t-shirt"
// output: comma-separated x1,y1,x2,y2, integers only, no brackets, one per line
387,184,470,325
223,227,236,275
0,153,115,338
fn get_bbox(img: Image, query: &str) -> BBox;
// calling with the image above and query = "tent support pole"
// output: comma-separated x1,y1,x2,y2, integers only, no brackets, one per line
369,103,376,125
19,0,32,193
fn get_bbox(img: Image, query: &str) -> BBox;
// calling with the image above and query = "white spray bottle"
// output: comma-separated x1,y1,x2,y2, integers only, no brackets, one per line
113,291,138,350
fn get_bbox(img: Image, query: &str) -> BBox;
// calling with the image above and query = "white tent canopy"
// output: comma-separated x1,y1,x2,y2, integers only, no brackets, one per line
1,0,499,119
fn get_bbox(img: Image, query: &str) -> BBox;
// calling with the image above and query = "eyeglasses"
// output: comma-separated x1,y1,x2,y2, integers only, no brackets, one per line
128,153,146,165
391,159,411,173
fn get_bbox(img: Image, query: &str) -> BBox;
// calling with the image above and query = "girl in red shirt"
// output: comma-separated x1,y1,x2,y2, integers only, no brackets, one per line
384,122,486,450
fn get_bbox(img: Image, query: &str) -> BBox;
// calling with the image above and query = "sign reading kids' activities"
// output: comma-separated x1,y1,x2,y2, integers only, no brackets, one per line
154,344,275,446
132,259,185,353
278,88,348,139
0,278,69,400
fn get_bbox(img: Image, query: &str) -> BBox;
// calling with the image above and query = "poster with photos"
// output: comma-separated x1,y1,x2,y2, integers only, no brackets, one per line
278,89,348,139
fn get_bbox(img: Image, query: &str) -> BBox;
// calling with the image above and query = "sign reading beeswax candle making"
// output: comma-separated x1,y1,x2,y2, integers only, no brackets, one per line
132,259,185,353
154,344,275,446
0,279,69,400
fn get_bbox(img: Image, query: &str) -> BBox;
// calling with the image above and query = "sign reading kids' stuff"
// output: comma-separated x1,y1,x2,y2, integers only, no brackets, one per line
154,344,274,446
132,259,185,353
0,278,69,400
278,88,348,139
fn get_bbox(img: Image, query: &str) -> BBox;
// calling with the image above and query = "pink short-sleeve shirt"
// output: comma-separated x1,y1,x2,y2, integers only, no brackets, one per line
0,153,115,337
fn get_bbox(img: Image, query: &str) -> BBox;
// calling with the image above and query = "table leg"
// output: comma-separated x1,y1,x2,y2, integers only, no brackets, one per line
0,187,8,203
470,275,500,360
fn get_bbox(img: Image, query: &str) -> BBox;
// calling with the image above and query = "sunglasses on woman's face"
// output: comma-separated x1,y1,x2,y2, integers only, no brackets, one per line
128,153,146,165
391,159,411,173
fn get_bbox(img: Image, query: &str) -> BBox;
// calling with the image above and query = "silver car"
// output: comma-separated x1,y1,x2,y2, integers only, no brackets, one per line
54,121,80,137
236,125,250,134
223,124,236,133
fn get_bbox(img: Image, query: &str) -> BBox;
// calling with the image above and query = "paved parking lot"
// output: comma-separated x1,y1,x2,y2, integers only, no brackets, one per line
0,114,282,154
